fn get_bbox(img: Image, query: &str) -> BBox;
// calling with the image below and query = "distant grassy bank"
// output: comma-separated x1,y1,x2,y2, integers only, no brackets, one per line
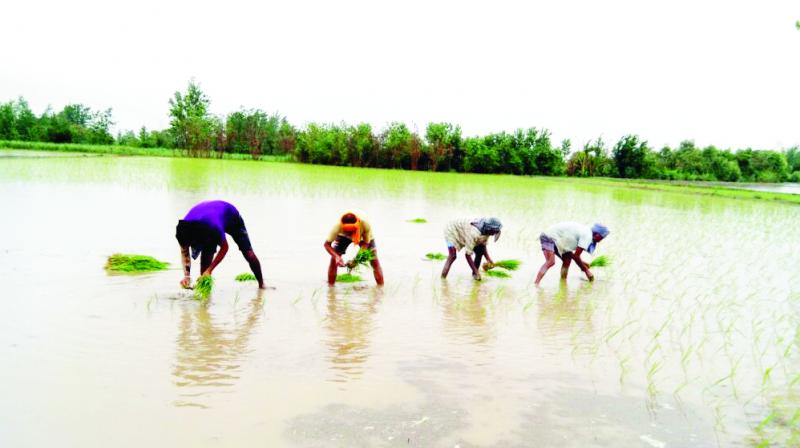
0,140,290,162
2,140,798,205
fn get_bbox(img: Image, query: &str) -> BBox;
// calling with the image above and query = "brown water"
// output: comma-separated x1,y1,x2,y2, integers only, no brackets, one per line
1,151,798,447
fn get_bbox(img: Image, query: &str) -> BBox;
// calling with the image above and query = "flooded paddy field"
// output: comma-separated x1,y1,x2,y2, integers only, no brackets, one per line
0,152,798,447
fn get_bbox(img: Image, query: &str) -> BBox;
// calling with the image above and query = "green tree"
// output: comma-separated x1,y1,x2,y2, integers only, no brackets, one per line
613,134,653,178
169,80,215,152
425,122,461,171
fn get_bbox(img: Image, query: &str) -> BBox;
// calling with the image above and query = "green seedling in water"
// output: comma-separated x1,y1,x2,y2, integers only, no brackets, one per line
336,273,363,283
408,218,427,223
493,259,521,271
486,270,511,278
235,272,257,282
426,252,447,260
194,275,214,300
589,255,610,267
105,253,169,273
346,248,375,273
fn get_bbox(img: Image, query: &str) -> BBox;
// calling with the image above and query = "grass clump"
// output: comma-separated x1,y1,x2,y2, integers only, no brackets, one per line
486,270,511,278
590,255,611,267
408,218,428,223
235,272,257,282
336,273,363,283
426,252,447,260
194,275,214,300
105,253,169,273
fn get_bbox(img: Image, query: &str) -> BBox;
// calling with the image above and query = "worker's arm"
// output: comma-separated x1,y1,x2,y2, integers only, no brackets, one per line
324,241,346,267
573,247,594,281
180,245,192,288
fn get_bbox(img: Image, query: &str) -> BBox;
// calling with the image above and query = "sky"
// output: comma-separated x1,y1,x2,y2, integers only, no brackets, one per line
1,0,799,150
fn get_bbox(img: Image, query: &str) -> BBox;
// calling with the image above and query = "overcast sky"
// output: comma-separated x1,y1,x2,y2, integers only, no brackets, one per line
2,0,798,150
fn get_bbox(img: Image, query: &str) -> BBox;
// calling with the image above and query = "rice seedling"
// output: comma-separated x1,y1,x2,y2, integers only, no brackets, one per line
425,252,447,260
486,270,511,278
336,273,363,283
407,218,427,223
483,259,521,271
105,253,169,273
346,248,375,272
589,255,611,268
194,275,214,300
235,272,257,281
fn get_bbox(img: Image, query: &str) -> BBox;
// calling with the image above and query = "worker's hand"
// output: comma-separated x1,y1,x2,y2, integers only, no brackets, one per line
180,276,192,289
482,262,494,271
335,255,346,267
472,273,482,281
586,271,594,282
201,268,212,277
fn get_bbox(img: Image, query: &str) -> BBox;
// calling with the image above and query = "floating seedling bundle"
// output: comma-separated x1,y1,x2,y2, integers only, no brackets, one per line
425,252,447,260
235,272,257,281
485,270,511,278
335,273,363,283
105,254,169,273
194,275,214,300
589,255,611,268
407,218,427,223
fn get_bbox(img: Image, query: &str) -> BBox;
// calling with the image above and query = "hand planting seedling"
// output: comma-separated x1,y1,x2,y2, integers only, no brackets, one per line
426,252,447,260
235,272,257,281
105,253,169,273
589,255,611,268
335,273,363,283
482,259,521,272
346,248,375,273
194,274,214,300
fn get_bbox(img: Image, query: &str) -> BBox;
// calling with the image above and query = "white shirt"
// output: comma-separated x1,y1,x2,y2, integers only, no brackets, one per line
544,222,593,254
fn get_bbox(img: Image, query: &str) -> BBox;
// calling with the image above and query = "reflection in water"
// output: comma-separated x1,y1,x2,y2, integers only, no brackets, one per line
173,291,265,408
324,287,381,383
536,281,597,340
439,281,494,348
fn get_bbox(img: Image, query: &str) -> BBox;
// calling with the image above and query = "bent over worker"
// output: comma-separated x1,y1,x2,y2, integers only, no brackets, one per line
534,222,609,285
323,211,384,286
175,200,265,289
441,217,503,281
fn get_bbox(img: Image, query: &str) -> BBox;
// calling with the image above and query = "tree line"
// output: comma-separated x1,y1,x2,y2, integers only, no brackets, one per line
2,81,798,183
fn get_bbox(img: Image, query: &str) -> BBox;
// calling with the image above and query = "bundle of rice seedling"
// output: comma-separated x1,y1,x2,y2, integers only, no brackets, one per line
408,218,427,223
589,255,611,268
194,275,214,300
486,270,511,278
235,272,257,282
105,253,169,273
425,252,447,260
482,259,521,272
336,273,363,283
346,248,375,273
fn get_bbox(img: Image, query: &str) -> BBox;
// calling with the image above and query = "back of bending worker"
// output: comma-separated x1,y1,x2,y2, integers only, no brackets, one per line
175,200,265,289
534,222,609,285
441,217,503,281
323,212,384,286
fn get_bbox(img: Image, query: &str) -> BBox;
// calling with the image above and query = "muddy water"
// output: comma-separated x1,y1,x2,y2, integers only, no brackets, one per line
0,152,798,447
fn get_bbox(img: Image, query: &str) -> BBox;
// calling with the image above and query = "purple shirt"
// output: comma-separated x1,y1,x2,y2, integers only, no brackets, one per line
183,200,241,244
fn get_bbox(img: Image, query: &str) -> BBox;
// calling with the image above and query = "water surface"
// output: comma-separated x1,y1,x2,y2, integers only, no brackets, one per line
1,152,798,447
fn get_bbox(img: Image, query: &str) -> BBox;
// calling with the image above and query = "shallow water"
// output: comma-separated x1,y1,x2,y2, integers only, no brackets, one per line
1,152,798,447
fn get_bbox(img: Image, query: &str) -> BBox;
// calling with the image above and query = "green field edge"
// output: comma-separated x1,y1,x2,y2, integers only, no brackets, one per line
3,140,798,205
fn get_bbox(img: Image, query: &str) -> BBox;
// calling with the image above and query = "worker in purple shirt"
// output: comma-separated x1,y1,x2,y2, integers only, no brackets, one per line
175,200,265,289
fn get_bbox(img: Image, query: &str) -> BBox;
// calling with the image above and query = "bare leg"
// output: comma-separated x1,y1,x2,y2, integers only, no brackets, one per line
474,244,486,270
242,249,265,289
328,256,338,285
370,248,384,286
441,247,457,278
560,253,573,280
534,249,556,285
